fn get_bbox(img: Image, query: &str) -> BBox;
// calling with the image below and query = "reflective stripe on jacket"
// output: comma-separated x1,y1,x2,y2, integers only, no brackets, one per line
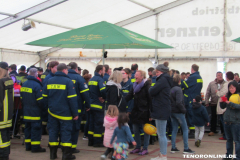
88,72,106,111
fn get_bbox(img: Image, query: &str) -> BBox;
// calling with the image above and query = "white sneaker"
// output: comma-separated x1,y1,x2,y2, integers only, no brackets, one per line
82,136,88,140
150,155,167,160
100,154,106,160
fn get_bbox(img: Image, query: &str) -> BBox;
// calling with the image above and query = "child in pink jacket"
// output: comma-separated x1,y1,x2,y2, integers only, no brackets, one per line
101,105,119,160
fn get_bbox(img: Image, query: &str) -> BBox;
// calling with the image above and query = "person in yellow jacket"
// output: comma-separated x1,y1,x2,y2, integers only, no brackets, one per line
0,62,14,160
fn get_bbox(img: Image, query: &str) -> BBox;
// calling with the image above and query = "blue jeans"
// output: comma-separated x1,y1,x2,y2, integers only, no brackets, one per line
132,124,150,150
219,115,226,139
171,113,189,150
155,120,167,155
224,123,240,159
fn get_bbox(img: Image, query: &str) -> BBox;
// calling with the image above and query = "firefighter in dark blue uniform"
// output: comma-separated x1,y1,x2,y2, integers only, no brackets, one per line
41,61,59,134
40,63,50,81
151,72,157,87
20,68,46,152
67,62,90,153
0,62,14,160
181,64,203,138
43,63,78,160
131,64,138,83
88,65,106,147
103,64,110,84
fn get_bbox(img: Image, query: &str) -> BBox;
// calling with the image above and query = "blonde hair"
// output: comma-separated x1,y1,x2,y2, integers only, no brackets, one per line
0,68,9,79
173,74,181,83
108,70,122,84
136,70,146,79
106,105,119,117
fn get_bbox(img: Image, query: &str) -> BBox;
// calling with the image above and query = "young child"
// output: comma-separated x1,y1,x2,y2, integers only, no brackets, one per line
110,113,136,160
192,95,210,147
101,105,119,160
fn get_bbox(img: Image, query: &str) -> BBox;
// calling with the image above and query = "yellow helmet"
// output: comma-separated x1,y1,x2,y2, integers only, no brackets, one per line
143,124,157,135
229,94,240,104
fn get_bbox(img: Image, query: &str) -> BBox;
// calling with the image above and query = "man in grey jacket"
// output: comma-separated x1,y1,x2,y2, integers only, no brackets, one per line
205,72,225,136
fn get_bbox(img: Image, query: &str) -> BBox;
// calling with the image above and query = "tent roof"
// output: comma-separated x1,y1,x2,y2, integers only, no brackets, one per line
0,0,176,52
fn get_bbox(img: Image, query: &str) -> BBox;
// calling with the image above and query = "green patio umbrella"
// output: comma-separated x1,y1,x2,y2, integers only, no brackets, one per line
232,37,240,43
27,21,173,63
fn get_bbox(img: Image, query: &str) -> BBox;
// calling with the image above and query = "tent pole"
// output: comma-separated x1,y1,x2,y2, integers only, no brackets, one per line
154,14,159,68
0,49,2,61
102,44,105,65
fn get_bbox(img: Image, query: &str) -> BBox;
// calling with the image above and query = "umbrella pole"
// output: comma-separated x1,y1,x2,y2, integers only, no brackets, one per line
102,44,105,65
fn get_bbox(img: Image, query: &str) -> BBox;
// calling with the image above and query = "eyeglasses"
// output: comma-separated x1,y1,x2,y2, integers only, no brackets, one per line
122,73,127,74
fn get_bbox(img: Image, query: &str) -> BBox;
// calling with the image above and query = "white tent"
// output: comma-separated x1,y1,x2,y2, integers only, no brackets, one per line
0,0,240,92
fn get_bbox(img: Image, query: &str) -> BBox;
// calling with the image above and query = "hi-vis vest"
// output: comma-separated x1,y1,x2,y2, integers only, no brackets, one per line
0,77,14,129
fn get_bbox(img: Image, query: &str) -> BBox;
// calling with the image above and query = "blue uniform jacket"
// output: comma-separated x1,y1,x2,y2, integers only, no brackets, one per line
68,69,90,114
121,79,134,112
42,71,54,87
88,72,106,111
131,70,136,83
103,73,110,84
42,72,78,120
41,71,54,122
181,72,203,105
20,76,45,122
151,76,157,86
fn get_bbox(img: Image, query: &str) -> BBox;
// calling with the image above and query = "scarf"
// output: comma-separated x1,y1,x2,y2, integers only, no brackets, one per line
106,80,122,90
133,79,147,94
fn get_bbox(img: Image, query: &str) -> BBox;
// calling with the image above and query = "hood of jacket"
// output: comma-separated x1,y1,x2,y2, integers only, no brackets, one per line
192,102,201,109
68,69,78,75
104,115,118,128
27,75,42,86
157,73,173,88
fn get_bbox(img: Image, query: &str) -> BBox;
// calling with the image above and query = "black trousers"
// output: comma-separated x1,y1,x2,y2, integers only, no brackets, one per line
210,105,217,132
0,128,10,158
104,147,114,157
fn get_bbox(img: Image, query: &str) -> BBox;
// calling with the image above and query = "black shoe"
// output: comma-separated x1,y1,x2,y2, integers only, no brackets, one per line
183,148,195,154
50,146,58,160
0,157,9,160
31,147,46,153
171,147,180,153
88,141,93,146
93,143,104,147
71,148,80,154
62,147,76,160
26,148,31,151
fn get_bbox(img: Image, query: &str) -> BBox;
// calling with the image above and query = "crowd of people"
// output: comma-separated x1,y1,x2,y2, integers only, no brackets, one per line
0,60,239,160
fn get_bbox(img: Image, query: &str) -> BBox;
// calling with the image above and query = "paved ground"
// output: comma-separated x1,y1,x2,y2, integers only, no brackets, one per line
9,132,227,160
